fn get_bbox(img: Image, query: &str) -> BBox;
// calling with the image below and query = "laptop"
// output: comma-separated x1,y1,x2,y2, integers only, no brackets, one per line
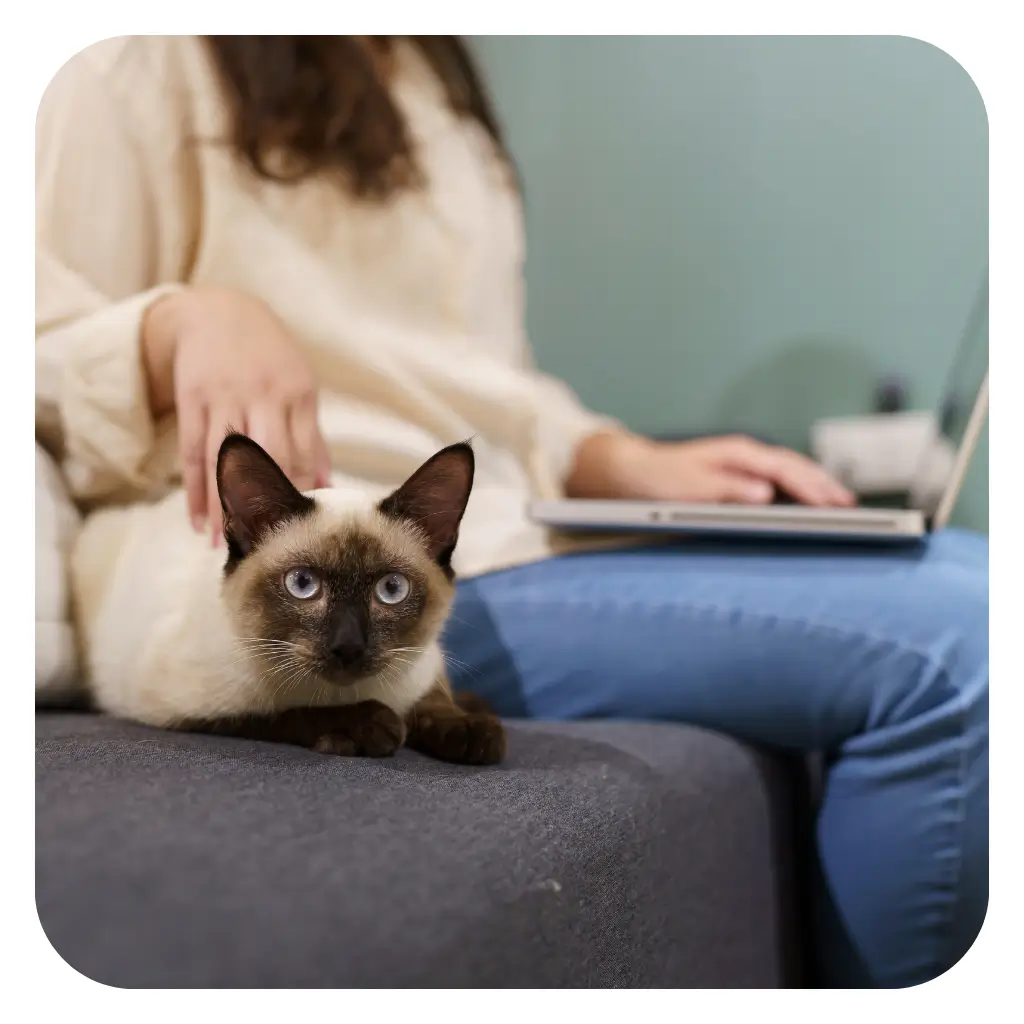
529,274,989,544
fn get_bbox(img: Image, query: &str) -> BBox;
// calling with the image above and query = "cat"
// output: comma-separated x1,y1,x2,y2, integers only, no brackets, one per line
69,433,505,765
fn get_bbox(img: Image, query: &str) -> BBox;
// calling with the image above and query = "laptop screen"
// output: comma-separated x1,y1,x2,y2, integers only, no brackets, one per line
909,269,989,516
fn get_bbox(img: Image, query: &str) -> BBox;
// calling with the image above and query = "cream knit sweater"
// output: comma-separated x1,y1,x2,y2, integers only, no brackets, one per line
36,36,618,579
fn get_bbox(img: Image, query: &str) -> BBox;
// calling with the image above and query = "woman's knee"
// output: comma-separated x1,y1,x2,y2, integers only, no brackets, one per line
926,527,988,572
873,536,987,657
917,546,987,657
856,550,987,738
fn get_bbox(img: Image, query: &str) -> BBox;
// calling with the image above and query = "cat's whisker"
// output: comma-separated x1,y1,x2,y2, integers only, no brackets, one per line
271,669,314,713
441,653,479,674
227,649,304,668
236,638,303,647
445,664,482,682
274,671,300,701
223,649,300,672
387,656,419,674
236,647,301,661
235,639,308,657
235,642,306,656
263,651,320,708
307,678,323,709
265,663,298,708
278,658,314,691
377,664,403,709
237,636,305,646
287,670,315,705
443,612,479,630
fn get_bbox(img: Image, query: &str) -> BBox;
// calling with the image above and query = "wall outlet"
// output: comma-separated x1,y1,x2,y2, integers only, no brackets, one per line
810,411,937,494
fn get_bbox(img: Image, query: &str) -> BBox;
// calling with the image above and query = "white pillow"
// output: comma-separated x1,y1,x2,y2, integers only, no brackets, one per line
36,443,84,705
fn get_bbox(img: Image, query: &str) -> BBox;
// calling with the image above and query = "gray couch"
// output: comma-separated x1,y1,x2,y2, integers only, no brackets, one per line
36,710,813,987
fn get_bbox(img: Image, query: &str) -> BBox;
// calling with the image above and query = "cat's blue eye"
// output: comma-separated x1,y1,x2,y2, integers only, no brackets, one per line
283,568,322,600
374,573,411,605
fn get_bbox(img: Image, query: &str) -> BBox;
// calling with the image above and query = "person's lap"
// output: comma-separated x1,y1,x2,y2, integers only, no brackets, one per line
444,528,989,987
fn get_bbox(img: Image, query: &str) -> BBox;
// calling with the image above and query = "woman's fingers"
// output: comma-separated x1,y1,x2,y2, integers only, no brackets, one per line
719,438,854,507
289,398,329,491
179,401,210,534
774,454,854,506
314,435,332,489
698,471,774,505
189,397,323,553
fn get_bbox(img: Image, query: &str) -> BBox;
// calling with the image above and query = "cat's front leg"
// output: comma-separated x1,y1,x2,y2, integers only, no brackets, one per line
184,700,406,757
304,701,408,757
406,682,506,766
309,701,409,757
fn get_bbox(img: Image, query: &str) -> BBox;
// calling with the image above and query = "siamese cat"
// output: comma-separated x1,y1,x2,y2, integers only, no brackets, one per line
70,434,505,765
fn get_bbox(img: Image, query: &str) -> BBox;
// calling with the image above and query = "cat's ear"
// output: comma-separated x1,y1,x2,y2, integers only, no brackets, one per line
216,433,316,563
378,442,475,571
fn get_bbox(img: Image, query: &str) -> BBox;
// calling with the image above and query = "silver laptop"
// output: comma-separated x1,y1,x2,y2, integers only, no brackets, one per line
530,274,989,544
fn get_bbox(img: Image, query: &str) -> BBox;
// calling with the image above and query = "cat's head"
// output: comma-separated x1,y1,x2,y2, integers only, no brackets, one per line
215,433,474,688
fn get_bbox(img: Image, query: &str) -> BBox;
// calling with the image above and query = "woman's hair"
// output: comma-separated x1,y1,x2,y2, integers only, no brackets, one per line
204,36,513,198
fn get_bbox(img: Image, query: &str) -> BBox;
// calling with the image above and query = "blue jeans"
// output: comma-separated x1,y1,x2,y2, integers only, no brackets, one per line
444,529,988,988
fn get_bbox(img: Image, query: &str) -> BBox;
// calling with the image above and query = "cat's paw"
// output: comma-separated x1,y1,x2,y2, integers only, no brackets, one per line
311,702,406,758
412,710,507,766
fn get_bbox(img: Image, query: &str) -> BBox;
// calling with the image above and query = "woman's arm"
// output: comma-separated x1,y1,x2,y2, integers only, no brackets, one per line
502,246,851,506
37,40,329,532
35,40,190,502
564,429,652,499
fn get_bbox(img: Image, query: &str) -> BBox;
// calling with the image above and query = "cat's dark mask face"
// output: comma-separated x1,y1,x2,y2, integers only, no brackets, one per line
215,434,474,686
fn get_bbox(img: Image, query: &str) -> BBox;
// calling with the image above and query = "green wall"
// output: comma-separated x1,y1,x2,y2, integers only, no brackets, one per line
472,36,988,532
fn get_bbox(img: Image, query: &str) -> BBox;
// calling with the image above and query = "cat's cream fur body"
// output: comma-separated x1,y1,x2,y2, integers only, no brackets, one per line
70,486,445,728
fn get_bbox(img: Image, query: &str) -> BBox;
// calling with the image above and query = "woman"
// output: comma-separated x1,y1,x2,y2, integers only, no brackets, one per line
35,36,987,988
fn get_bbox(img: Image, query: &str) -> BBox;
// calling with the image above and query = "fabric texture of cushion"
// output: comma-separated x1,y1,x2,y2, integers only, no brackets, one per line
36,712,806,987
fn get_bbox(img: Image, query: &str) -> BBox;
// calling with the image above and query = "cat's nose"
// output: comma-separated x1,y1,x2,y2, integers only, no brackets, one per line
331,641,365,668
329,614,367,669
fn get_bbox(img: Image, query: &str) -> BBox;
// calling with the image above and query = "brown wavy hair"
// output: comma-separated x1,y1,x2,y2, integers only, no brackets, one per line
203,36,513,199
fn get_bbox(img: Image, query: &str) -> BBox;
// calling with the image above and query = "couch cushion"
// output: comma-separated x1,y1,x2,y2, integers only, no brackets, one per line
36,712,805,987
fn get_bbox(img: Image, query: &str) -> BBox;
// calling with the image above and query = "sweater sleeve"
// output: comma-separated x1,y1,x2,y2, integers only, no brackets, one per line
503,270,621,488
523,365,621,486
35,41,186,502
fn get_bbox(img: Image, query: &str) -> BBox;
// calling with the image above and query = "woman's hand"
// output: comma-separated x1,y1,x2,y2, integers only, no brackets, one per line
142,287,331,542
567,431,855,507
